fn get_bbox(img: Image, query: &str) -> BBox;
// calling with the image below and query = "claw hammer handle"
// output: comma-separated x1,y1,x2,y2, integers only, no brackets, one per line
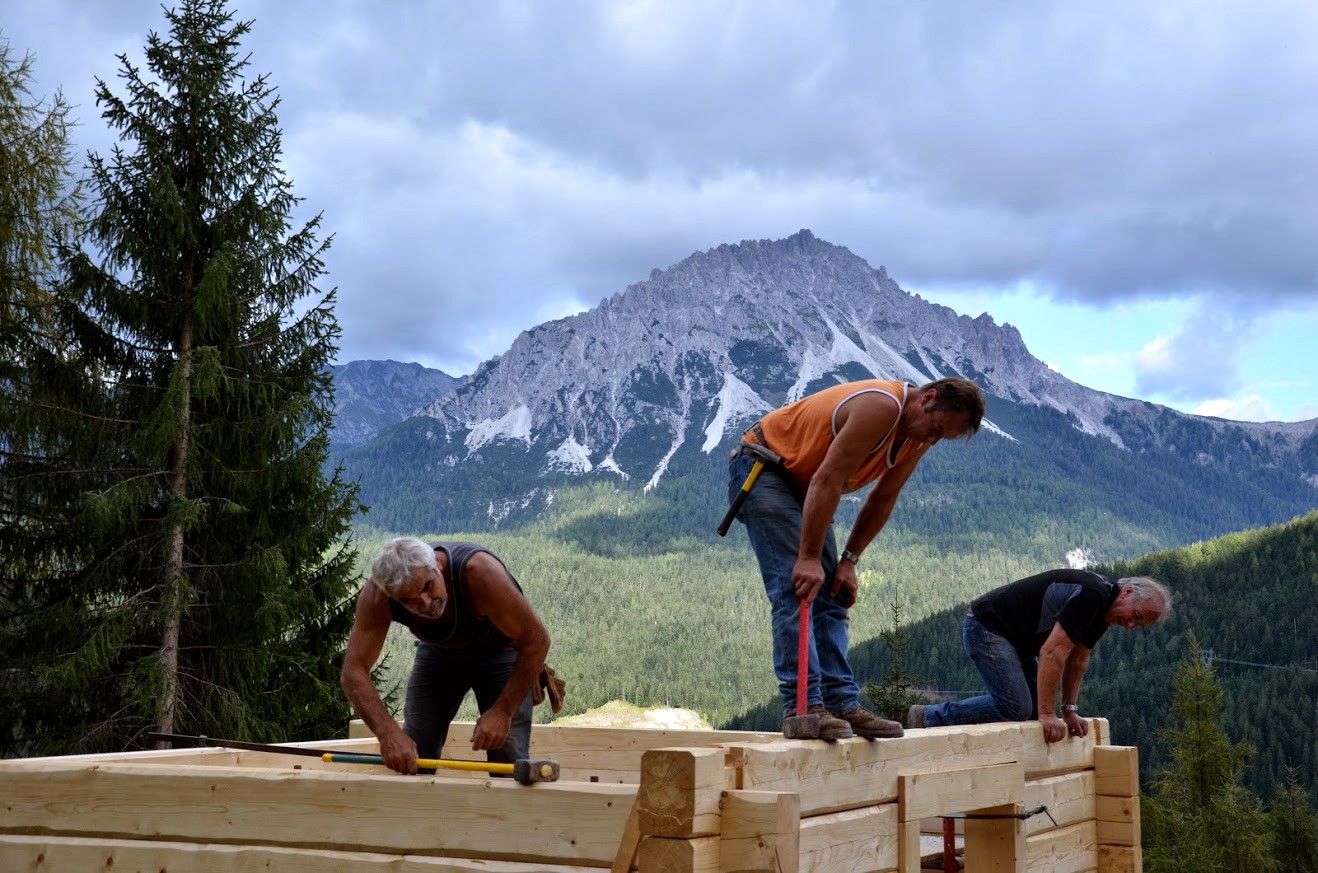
716,459,767,536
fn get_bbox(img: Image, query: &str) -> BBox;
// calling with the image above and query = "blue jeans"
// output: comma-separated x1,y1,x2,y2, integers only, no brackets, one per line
922,614,1038,726
729,452,859,717
403,644,534,769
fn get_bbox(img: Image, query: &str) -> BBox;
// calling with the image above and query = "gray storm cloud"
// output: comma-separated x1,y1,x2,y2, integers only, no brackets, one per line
7,0,1317,380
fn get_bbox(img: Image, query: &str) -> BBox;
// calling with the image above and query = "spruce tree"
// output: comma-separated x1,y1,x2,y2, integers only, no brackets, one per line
0,41,94,755
863,581,930,720
3,0,362,755
1270,770,1318,873
1144,636,1277,872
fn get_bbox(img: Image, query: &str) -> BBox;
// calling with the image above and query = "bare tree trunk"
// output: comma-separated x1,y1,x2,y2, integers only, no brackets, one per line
155,308,193,741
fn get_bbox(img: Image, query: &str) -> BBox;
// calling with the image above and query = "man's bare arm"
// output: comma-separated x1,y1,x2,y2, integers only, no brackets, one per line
1037,622,1076,743
1060,645,1092,738
466,553,551,751
341,586,418,773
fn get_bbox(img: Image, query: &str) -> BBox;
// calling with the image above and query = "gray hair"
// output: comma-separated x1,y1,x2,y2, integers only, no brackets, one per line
1119,576,1172,623
370,537,438,598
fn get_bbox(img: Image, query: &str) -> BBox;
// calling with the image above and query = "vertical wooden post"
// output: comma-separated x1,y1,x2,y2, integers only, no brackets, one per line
963,803,1026,873
1094,746,1142,873
637,747,726,872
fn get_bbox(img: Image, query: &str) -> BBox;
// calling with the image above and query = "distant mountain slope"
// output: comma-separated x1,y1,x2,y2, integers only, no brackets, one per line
329,360,461,448
733,511,1318,801
334,231,1315,560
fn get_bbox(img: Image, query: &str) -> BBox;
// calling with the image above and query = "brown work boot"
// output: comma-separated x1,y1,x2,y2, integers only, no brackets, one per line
836,705,904,738
784,705,855,740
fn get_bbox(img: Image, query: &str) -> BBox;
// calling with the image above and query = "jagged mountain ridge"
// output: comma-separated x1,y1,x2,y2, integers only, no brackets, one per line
412,229,1313,482
335,230,1316,544
329,359,462,448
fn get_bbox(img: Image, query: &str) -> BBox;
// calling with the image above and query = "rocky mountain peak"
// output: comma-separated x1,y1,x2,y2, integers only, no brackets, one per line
413,234,1087,478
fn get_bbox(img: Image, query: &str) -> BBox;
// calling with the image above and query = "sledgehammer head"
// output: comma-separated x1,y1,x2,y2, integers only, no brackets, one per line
782,712,821,740
512,758,560,784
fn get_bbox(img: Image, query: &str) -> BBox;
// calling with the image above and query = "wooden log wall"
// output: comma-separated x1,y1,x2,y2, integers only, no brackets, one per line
0,718,1141,873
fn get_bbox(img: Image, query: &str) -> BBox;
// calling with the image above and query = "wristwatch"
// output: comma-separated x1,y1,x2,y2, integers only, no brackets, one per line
1060,704,1079,712
841,549,861,565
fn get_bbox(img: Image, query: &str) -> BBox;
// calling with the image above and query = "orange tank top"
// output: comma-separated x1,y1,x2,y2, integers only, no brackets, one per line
752,380,928,493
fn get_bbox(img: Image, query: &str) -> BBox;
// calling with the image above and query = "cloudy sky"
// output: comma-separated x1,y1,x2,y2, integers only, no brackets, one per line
8,1,1317,422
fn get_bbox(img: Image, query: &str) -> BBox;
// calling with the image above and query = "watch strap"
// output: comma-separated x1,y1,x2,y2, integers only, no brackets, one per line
841,549,860,565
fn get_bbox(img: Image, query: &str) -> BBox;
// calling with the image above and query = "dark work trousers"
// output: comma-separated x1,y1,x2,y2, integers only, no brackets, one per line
403,643,533,771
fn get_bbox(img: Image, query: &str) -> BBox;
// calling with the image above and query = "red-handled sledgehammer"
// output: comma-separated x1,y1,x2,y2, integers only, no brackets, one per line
782,599,822,739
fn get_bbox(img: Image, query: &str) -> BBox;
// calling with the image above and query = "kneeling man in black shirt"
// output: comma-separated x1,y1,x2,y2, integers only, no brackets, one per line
906,570,1170,743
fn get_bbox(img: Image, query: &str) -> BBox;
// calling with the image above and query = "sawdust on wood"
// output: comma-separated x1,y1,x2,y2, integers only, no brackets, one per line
551,700,711,730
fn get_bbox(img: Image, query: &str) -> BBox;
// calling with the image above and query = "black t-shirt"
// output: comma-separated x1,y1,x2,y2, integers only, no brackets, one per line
970,569,1120,655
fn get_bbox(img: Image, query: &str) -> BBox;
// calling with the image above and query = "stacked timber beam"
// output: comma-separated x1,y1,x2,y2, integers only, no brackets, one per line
0,718,1143,872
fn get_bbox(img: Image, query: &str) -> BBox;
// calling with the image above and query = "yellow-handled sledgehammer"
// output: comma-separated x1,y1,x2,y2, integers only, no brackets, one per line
322,752,559,784
148,732,559,784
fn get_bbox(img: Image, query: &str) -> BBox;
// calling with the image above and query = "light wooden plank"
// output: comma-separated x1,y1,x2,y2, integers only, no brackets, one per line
898,819,922,873
611,795,642,873
1093,747,1140,797
1025,820,1097,873
718,790,800,873
0,833,598,872
965,802,1026,873
637,835,719,873
638,748,727,838
899,763,1024,822
1095,795,1141,847
799,803,897,873
433,722,780,784
0,760,634,866
346,719,781,776
0,736,383,770
1015,719,1106,779
1098,843,1141,873
730,721,1099,817
1023,772,1095,835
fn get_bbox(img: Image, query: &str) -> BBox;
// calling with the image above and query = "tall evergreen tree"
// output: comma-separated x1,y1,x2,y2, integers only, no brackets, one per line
1144,637,1277,873
2,0,362,756
0,41,94,755
1270,771,1318,873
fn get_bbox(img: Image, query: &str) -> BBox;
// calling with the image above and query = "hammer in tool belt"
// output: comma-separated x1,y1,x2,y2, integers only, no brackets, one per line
717,442,784,536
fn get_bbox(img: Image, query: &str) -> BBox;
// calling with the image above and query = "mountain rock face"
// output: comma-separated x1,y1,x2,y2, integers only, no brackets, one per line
329,360,460,448
339,230,1317,545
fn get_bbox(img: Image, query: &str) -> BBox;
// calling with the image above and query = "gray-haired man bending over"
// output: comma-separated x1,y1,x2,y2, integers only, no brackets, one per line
908,570,1171,743
341,537,551,773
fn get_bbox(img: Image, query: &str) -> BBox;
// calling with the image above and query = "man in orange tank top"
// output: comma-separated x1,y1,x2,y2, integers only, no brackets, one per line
728,377,985,739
